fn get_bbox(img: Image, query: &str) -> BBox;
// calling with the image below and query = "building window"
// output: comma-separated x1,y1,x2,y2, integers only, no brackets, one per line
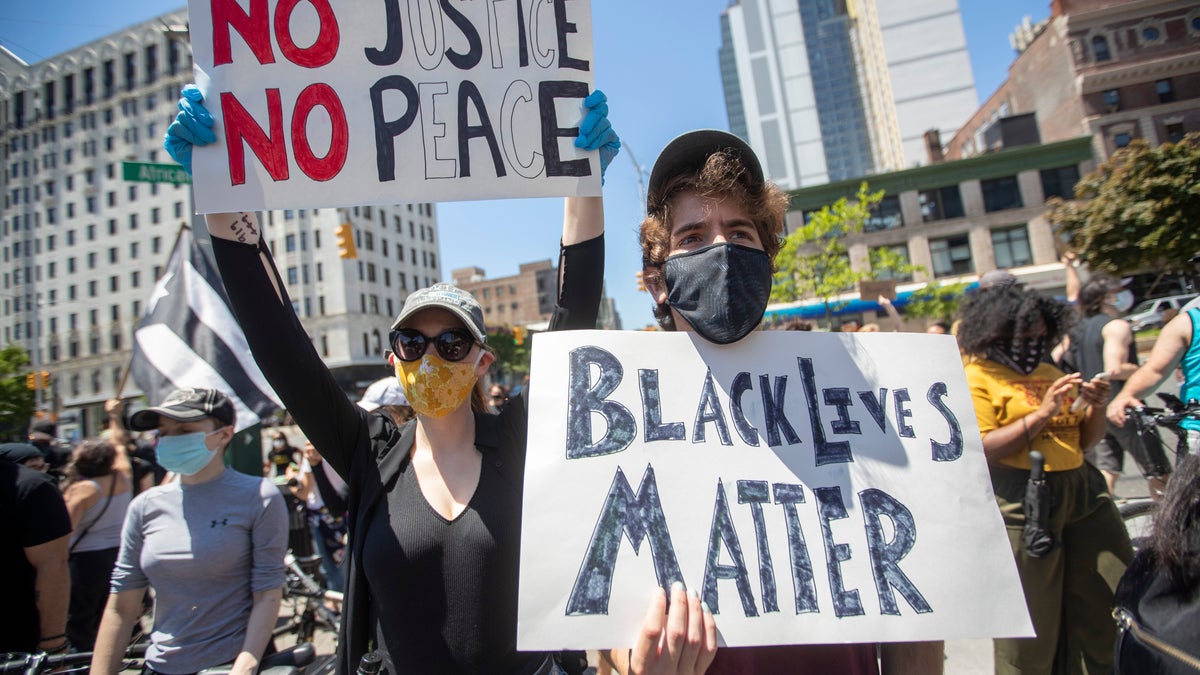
991,226,1033,268
1091,35,1111,62
916,184,964,222
1165,122,1186,144
930,235,974,277
981,176,1023,212
1103,89,1120,112
1140,23,1163,45
1156,79,1175,104
1114,132,1133,148
1040,165,1081,200
287,266,298,285
865,195,903,231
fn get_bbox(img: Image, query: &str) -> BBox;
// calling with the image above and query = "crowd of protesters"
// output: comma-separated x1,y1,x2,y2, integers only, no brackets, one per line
4,80,1197,675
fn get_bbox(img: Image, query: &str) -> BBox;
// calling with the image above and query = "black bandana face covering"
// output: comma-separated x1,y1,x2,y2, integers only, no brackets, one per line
663,243,772,345
989,337,1046,376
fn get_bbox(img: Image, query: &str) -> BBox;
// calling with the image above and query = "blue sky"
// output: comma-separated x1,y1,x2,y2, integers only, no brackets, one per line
1,0,1051,328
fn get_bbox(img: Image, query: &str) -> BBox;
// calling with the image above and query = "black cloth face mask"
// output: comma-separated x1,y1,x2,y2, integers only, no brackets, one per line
663,243,772,345
989,337,1046,376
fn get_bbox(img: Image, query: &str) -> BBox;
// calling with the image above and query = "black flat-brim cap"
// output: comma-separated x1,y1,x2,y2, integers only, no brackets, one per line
128,387,236,431
647,129,764,214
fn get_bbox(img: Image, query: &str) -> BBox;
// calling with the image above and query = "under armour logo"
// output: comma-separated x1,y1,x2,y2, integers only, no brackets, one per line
211,518,229,528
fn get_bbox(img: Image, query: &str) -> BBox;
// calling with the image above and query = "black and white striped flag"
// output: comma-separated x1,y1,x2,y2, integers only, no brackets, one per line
130,228,281,431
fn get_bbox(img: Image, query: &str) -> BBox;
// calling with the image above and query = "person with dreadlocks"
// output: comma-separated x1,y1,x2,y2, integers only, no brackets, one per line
957,284,1132,674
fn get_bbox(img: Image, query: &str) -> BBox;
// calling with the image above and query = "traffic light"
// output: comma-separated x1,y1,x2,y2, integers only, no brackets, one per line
635,270,646,292
26,373,36,390
39,371,51,389
335,223,357,259
512,326,526,346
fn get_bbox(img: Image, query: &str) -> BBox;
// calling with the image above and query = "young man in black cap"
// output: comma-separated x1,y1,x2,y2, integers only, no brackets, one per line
608,130,943,674
91,387,287,675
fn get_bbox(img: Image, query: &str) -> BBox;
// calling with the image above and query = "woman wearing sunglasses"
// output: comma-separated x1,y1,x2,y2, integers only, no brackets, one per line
165,87,714,675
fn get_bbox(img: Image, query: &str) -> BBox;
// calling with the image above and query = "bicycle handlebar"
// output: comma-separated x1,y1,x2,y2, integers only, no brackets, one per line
1,642,147,674
1127,403,1200,431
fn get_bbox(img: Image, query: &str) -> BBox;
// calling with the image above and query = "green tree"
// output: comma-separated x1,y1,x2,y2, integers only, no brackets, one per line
903,281,970,324
1048,134,1200,278
487,327,531,382
0,345,35,441
772,183,916,327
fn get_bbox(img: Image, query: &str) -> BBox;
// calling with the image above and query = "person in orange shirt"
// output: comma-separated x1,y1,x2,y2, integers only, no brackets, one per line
959,284,1132,674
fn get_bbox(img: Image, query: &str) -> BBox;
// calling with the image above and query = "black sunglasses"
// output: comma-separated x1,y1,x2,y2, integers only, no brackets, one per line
389,328,479,362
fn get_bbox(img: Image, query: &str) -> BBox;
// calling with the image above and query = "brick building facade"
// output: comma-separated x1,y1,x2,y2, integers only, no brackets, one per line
451,261,558,327
946,0,1200,161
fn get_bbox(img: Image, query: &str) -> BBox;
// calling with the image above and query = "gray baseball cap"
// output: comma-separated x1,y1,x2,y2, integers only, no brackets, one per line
390,283,487,344
128,387,236,430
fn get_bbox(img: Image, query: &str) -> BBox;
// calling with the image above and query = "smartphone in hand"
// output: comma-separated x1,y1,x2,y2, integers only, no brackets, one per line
1070,371,1109,413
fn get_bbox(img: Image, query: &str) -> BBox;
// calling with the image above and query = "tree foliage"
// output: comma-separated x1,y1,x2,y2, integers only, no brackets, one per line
1048,134,1200,275
903,281,970,323
486,327,531,382
0,345,35,441
772,183,919,326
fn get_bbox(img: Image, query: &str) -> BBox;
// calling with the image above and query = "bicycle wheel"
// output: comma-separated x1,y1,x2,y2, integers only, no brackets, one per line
1118,498,1157,551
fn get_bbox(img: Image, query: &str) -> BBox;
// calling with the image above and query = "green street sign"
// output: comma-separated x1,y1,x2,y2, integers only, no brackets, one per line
122,161,192,185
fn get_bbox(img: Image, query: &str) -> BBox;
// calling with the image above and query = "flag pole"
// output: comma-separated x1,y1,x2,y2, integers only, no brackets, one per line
116,221,193,400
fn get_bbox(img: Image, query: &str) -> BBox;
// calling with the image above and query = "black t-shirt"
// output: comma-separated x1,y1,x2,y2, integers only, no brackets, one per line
0,461,72,652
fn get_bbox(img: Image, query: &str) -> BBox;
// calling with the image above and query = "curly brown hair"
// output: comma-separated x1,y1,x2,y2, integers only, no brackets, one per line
639,150,789,330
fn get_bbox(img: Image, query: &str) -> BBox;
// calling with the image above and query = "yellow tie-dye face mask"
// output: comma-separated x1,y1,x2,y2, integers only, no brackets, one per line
395,352,481,418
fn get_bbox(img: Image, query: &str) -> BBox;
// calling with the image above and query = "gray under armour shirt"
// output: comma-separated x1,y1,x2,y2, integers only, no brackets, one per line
111,467,287,674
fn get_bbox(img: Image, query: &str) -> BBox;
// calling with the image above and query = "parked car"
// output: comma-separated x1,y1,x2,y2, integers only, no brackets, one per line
1125,293,1198,331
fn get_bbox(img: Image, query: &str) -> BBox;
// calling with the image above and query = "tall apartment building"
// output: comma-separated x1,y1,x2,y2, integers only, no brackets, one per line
0,12,440,433
946,0,1200,161
719,0,978,188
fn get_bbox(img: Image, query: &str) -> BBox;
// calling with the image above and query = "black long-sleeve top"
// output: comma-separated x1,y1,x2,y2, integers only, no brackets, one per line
211,232,603,675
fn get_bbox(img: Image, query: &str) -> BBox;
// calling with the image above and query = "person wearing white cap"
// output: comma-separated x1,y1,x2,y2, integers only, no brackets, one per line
356,376,413,426
166,84,712,674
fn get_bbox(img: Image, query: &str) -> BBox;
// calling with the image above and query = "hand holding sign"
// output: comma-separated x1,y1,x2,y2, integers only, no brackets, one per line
576,91,621,182
164,85,216,175
631,583,717,675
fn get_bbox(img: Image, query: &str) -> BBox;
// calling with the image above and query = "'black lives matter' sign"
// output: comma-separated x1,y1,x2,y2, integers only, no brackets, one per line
518,331,1034,650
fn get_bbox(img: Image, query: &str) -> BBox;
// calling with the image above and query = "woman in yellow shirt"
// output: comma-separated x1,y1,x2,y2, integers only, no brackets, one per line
958,285,1132,675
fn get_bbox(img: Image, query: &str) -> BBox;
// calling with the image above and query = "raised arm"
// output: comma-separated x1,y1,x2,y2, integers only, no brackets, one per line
1108,312,1193,427
205,215,365,479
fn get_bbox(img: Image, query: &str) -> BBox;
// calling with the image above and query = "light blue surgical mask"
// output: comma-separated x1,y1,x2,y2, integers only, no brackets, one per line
1112,289,1134,314
156,430,223,476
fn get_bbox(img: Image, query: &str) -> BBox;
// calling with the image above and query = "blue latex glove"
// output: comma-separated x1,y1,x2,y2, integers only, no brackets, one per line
163,85,216,175
575,90,621,184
